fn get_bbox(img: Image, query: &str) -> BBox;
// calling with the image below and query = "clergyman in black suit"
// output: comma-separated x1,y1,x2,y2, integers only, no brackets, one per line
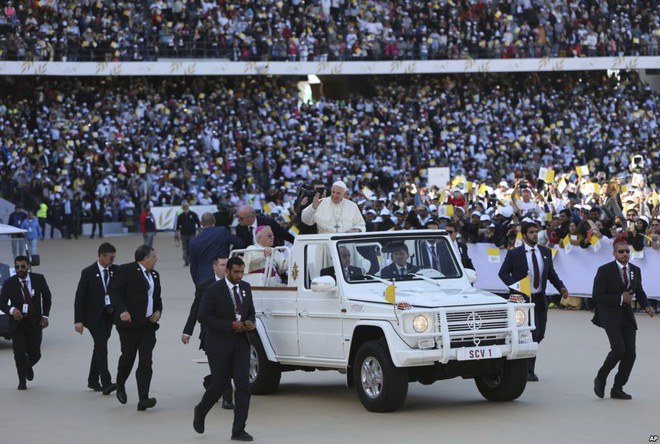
236,204,294,248
0,255,52,390
74,242,118,395
181,255,234,409
498,221,569,382
110,245,162,411
592,239,654,400
189,212,245,286
380,243,420,279
320,246,365,282
193,256,256,441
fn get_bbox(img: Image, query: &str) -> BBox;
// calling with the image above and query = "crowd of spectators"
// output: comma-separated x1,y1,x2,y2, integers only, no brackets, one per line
0,0,659,62
0,71,658,252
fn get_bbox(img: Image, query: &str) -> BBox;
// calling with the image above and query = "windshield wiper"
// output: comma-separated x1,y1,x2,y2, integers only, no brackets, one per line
411,272,442,286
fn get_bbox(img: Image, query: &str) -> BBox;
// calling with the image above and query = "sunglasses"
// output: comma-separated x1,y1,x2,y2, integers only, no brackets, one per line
616,250,630,254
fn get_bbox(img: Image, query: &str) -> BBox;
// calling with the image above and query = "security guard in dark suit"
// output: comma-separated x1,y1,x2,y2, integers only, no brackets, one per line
193,256,256,441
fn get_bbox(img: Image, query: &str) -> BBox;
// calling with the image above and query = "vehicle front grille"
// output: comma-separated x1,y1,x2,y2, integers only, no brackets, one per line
439,308,509,333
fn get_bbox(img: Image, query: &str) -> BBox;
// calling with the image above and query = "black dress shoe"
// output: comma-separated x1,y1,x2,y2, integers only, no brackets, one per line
193,405,205,434
527,373,539,382
17,382,27,390
26,366,34,381
102,383,117,395
88,383,103,392
610,387,632,400
137,398,157,411
593,377,605,399
116,386,127,404
231,430,254,441
222,400,235,410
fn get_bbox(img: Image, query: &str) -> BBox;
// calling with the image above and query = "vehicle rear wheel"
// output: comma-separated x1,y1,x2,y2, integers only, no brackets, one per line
248,332,281,395
475,358,527,401
353,338,408,412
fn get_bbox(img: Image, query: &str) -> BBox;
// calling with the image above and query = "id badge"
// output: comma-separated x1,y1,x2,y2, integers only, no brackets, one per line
104,295,111,306
22,304,29,314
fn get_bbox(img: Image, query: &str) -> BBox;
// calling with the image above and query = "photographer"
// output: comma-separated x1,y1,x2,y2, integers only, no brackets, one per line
292,180,325,235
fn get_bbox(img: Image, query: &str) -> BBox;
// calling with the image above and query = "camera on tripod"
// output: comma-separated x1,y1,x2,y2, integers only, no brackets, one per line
630,155,645,174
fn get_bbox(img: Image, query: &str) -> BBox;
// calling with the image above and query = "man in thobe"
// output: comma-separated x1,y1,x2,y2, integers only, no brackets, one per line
301,180,366,234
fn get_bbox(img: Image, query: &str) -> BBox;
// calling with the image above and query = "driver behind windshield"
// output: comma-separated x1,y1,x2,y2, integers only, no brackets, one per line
380,243,420,279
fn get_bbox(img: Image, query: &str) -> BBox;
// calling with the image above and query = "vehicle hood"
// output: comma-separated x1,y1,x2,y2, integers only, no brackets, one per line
347,282,505,308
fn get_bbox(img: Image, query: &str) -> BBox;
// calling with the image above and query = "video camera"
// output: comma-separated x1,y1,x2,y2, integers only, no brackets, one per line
294,182,326,213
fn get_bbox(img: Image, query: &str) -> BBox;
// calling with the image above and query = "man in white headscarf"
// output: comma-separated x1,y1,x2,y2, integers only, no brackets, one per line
301,181,366,234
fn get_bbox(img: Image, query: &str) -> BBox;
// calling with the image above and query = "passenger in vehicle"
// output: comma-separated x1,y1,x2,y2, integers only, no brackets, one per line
243,226,287,284
320,246,365,282
380,243,420,279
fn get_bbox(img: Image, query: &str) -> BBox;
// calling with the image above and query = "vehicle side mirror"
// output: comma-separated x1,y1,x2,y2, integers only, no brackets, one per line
311,275,337,295
465,268,477,284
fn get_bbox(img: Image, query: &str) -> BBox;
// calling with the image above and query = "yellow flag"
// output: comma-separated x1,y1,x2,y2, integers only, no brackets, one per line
562,234,570,247
446,205,454,217
508,276,531,297
384,284,396,304
589,235,601,252
576,165,589,177
477,183,487,195
288,225,299,237
262,203,272,214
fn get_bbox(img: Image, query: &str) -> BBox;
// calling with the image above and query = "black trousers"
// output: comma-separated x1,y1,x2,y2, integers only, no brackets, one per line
597,321,637,389
12,319,43,383
116,323,156,399
527,293,548,374
197,335,251,434
88,318,113,387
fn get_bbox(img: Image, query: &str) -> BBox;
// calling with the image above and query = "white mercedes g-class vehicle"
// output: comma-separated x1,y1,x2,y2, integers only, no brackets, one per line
236,230,537,412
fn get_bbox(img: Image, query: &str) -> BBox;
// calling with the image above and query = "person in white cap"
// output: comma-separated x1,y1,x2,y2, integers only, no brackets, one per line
301,180,366,234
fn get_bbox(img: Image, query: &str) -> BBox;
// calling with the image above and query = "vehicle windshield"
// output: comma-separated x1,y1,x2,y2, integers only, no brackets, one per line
334,235,462,283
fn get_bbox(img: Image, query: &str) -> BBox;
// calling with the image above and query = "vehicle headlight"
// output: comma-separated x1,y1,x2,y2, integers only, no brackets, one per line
515,308,527,327
412,315,431,333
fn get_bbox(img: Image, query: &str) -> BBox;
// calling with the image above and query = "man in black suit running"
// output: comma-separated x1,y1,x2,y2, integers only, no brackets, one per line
592,239,654,400
193,256,256,441
74,242,118,394
0,255,52,390
110,245,162,411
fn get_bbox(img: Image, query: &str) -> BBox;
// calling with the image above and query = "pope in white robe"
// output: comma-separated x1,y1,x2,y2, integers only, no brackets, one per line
301,180,366,234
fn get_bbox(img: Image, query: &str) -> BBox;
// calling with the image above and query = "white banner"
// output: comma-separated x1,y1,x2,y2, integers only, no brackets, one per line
151,205,217,230
469,242,660,299
1,57,658,76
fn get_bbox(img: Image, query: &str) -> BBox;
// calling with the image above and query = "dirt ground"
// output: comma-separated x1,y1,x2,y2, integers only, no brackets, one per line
1,234,658,444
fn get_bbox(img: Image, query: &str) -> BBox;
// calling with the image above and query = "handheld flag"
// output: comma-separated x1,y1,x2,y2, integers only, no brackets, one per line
508,276,531,297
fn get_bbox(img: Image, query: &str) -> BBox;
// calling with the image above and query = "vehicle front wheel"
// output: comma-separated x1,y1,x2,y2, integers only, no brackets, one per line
353,338,408,412
248,332,281,395
475,358,527,401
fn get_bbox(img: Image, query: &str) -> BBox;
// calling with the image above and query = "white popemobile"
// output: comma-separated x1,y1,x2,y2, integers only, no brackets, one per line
233,229,537,412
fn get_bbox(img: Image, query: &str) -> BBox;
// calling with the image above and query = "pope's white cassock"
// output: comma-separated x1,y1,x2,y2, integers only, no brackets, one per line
301,198,366,234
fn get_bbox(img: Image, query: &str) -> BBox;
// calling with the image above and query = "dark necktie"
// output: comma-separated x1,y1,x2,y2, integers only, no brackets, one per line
399,267,406,276
531,248,540,289
248,226,254,243
622,266,628,288
103,268,109,289
233,285,243,315
430,244,438,270
21,280,33,316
